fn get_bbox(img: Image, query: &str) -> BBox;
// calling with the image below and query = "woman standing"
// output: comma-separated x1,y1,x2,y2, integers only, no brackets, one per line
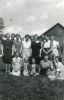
13,34,22,56
2,33,13,73
50,36,59,60
31,34,41,65
40,55,53,76
22,35,31,60
41,36,51,60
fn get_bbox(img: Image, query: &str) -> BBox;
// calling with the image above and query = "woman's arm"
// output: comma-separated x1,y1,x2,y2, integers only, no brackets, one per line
42,48,47,54
47,47,52,54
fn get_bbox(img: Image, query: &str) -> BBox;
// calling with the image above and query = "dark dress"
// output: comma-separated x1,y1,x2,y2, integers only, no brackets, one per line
31,41,41,64
2,39,13,64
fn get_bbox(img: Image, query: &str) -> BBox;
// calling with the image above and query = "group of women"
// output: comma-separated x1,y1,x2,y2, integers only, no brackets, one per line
0,33,64,80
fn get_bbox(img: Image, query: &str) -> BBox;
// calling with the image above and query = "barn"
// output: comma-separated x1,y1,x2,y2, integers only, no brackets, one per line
39,23,64,63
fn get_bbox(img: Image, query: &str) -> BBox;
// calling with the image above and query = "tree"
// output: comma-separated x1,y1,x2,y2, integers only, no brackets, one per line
0,17,5,31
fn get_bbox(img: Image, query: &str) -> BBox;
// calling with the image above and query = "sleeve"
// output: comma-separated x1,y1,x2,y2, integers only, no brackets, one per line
12,58,15,68
57,42,59,49
31,42,32,48
39,42,41,49
20,58,22,66
50,61,54,69
1,39,4,45
40,60,44,68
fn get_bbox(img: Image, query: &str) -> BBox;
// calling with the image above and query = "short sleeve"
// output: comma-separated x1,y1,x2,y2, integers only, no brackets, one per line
49,61,53,69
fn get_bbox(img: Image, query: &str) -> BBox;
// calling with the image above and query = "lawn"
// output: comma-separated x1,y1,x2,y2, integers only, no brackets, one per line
0,58,64,100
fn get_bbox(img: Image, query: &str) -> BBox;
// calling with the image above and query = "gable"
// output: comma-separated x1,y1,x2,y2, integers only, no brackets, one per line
44,23,64,36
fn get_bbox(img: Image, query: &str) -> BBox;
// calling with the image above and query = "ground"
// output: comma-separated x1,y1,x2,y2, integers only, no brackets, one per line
0,58,64,100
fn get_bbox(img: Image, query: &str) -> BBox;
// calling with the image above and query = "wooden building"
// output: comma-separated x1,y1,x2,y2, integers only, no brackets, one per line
39,23,64,63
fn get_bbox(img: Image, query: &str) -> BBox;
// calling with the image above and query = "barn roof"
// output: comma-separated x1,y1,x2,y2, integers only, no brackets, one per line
39,23,64,38
44,23,64,35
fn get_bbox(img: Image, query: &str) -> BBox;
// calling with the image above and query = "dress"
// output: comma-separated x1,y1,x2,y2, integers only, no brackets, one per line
2,39,13,64
30,64,36,75
11,57,22,76
23,62,29,76
14,40,22,54
31,41,41,64
55,62,64,80
40,60,53,75
22,39,31,59
51,40,59,57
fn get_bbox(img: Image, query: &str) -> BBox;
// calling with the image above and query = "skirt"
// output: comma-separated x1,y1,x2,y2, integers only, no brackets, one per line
11,70,21,76
2,55,12,64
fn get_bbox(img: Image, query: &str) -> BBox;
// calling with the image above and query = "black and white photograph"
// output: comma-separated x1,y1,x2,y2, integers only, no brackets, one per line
0,0,64,100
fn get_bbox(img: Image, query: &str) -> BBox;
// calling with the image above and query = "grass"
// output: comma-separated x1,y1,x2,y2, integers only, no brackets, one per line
0,58,64,100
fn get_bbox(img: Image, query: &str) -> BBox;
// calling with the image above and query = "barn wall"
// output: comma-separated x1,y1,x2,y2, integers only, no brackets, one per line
45,25,64,36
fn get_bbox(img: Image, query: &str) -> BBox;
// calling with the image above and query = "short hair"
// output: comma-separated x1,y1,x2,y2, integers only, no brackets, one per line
55,56,62,62
34,34,38,37
6,33,10,37
15,52,20,56
11,33,15,37
25,34,30,38
44,55,48,57
16,34,20,37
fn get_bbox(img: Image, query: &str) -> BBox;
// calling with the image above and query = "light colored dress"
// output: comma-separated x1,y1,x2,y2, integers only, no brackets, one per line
30,64,39,76
51,40,59,56
43,40,51,48
11,57,22,76
56,62,64,80
40,60,53,69
23,62,29,76
48,62,64,80
22,39,31,59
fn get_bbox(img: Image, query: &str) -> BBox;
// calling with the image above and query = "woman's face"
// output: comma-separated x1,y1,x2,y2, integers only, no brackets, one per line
16,35,20,40
51,36,54,41
32,58,35,64
44,56,48,62
6,33,10,39
24,57,28,63
31,36,34,41
25,36,29,41
46,37,49,41
34,35,38,41
16,53,19,58
11,34,15,39
55,57,58,62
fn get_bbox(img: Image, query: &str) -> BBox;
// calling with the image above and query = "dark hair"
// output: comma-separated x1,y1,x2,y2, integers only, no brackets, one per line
55,56,62,62
6,33,10,36
5,33,10,37
16,34,20,37
14,52,20,56
34,34,38,37
11,33,15,37
25,34,30,38
44,55,48,58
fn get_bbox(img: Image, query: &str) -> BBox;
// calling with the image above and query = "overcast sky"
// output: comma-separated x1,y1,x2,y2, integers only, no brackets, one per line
0,0,64,36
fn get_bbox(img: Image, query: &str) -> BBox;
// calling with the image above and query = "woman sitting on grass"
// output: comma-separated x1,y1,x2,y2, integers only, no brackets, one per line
53,56,64,80
23,57,29,76
40,55,54,77
29,58,40,76
10,52,22,76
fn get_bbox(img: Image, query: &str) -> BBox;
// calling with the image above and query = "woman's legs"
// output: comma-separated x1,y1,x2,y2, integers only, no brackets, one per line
8,64,11,73
5,64,11,73
5,64,7,73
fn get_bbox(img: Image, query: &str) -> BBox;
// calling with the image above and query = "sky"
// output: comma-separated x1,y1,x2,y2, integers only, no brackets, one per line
0,0,64,36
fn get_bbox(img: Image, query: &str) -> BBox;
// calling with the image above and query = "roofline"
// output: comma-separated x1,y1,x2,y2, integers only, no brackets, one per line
40,23,64,37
